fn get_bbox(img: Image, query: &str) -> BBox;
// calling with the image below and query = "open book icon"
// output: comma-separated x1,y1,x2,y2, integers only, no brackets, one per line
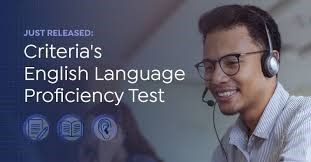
60,120,82,137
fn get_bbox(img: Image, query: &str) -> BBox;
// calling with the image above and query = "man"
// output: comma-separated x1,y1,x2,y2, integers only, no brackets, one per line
195,5,311,161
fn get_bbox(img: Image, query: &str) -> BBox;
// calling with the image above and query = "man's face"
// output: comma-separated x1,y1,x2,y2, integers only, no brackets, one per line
204,26,268,115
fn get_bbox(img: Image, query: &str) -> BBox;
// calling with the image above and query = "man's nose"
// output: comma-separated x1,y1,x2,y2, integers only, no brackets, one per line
210,63,230,84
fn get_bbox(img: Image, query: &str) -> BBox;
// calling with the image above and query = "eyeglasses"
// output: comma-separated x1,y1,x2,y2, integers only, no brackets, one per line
194,50,267,81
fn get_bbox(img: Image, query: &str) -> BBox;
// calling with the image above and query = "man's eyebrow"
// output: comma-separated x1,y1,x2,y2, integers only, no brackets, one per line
203,52,241,59
223,51,242,55
202,58,214,62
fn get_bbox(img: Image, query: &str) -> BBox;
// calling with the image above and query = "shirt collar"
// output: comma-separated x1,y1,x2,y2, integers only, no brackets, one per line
229,82,289,143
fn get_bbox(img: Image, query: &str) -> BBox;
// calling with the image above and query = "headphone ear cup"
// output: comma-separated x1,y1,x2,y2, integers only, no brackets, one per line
268,55,279,76
261,52,270,77
261,52,279,78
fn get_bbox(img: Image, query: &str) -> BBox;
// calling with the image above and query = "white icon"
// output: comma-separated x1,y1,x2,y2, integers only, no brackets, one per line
23,114,49,141
92,115,117,141
57,114,83,141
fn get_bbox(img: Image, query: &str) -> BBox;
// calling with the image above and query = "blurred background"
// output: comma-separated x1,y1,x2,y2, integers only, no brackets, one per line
89,0,311,161
3,0,311,162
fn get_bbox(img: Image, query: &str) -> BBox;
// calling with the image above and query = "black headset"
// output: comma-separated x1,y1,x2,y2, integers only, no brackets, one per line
261,22,279,78
250,8,280,78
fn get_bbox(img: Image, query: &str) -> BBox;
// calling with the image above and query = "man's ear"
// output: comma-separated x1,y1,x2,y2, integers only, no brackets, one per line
272,50,280,62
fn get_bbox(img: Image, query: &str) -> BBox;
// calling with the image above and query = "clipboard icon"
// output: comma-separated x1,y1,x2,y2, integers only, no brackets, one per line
23,114,49,141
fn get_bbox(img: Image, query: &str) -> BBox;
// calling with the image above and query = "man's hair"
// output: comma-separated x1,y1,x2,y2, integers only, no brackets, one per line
198,5,281,54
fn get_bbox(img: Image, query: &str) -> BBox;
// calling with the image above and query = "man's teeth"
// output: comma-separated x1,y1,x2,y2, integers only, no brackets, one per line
217,90,236,97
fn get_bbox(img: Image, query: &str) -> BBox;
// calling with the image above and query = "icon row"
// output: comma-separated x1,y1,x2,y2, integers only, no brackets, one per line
23,114,118,141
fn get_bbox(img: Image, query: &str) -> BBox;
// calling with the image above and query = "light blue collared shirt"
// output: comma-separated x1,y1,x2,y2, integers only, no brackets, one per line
212,82,311,162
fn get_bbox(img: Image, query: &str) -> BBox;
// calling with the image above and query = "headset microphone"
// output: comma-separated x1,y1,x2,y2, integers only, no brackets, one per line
201,87,228,161
202,87,216,107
